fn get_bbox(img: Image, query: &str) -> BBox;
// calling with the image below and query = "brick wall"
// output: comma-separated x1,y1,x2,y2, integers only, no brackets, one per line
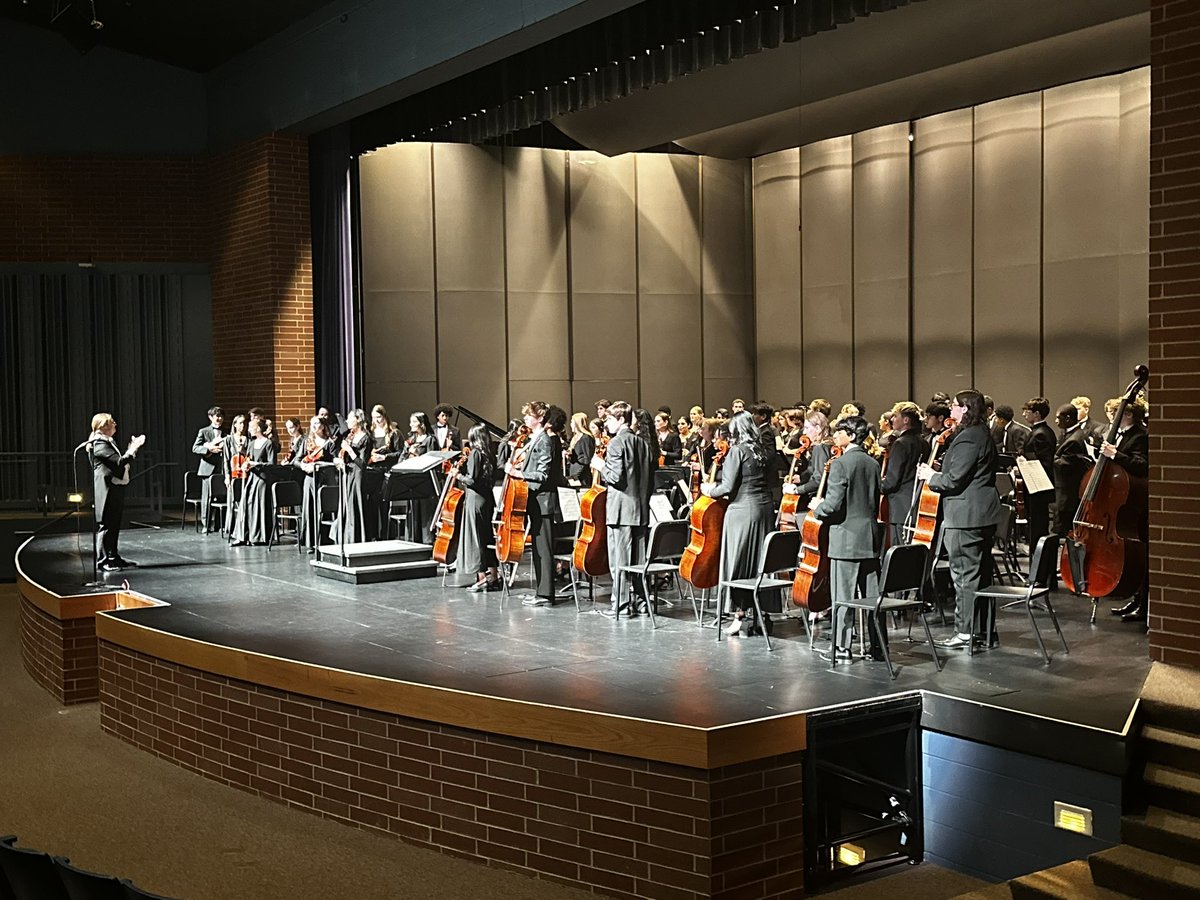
207,134,314,422
98,640,804,900
1149,0,1200,667
19,596,99,705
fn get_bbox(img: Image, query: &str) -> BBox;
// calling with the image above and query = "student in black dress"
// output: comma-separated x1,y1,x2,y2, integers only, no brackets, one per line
402,411,437,543
655,412,682,465
791,410,833,499
506,400,561,606
281,418,305,464
295,415,334,551
702,411,774,636
89,413,146,571
334,408,370,545
222,414,249,535
192,406,224,533
565,413,596,486
364,404,403,540
632,408,660,472
458,424,501,593
232,417,277,546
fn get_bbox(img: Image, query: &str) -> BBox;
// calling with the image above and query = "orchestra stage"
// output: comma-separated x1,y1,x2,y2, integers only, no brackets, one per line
15,524,1152,897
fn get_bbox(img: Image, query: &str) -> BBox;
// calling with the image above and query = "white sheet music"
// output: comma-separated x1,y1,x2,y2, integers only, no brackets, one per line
649,494,675,524
558,487,582,522
1015,457,1054,494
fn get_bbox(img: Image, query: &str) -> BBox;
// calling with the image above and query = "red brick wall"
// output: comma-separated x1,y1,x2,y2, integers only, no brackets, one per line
98,640,804,900
19,597,99,705
1149,1,1200,667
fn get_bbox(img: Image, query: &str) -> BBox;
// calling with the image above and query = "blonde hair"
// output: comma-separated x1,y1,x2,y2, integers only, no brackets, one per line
91,413,113,433
1071,396,1092,415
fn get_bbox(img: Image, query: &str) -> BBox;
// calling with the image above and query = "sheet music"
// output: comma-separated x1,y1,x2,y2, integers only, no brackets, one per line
558,487,582,522
1015,457,1054,494
649,494,675,524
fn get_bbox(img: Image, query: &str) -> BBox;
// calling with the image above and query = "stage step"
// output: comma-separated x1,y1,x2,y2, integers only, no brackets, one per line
1088,844,1200,899
1144,763,1200,818
1123,806,1200,860
1144,724,1200,772
311,540,437,584
952,883,1013,899
1008,859,1127,900
1140,664,1200,737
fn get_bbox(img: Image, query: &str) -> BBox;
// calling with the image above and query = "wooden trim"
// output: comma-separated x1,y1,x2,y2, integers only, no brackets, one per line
96,613,806,769
16,572,165,621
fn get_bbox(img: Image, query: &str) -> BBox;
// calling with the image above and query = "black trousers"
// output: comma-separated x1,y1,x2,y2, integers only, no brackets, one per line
96,486,125,563
527,504,556,599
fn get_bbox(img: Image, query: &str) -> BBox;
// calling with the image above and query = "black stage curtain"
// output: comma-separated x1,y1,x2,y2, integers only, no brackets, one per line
310,123,362,417
349,0,923,153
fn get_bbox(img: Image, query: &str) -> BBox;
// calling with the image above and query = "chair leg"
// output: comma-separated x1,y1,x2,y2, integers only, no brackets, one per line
829,601,838,668
872,613,897,679
750,591,771,651
645,573,659,629
1026,598,1051,663
798,609,812,645
1044,596,1069,653
921,611,944,671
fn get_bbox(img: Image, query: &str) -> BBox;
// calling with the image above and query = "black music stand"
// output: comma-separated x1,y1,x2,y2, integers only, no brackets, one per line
387,452,453,542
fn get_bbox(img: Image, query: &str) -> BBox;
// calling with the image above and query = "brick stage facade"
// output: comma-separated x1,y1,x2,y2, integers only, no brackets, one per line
19,595,99,705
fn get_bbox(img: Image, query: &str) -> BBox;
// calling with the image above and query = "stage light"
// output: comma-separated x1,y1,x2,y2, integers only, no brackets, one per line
836,843,866,866
1054,801,1093,836
67,492,84,504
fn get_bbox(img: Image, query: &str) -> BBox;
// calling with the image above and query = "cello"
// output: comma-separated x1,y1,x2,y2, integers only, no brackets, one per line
776,435,813,531
432,446,469,565
908,422,956,547
679,440,730,590
1061,365,1150,598
494,431,530,565
791,447,842,614
573,434,610,576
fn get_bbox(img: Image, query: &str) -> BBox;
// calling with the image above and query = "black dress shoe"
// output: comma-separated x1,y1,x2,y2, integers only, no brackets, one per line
111,557,137,568
1110,599,1138,616
1120,606,1147,623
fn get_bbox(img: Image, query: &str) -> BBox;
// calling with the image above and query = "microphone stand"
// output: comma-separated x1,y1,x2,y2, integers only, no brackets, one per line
73,439,107,590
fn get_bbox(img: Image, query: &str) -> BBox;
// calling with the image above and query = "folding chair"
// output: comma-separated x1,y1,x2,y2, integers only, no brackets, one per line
268,478,304,552
717,530,801,650
973,534,1068,663
181,471,203,532
617,519,690,628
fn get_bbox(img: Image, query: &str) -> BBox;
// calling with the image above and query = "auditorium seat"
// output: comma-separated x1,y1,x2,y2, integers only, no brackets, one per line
52,856,124,900
0,836,69,900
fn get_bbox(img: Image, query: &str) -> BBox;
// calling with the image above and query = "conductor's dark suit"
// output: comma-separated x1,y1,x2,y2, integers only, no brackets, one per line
192,424,224,531
91,435,136,566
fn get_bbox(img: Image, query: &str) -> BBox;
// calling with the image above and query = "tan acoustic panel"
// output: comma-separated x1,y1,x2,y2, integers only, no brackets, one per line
362,290,436,382
853,124,910,414
363,381,438,424
701,158,752,297
571,381,638,417
913,109,974,402
703,292,754,380
639,292,702,415
358,143,434,293
435,290,508,426
637,154,701,296
508,381,572,421
801,138,853,405
569,152,637,295
1043,258,1121,412
1118,68,1150,384
973,93,1042,402
753,149,801,406
704,378,756,414
571,292,638,381
433,144,505,293
504,148,568,294
508,291,569,381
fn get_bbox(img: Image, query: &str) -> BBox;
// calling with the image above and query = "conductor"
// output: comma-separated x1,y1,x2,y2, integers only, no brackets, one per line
89,413,146,572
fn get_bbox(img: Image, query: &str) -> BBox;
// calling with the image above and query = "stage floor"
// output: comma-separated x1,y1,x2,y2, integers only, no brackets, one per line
17,523,1152,748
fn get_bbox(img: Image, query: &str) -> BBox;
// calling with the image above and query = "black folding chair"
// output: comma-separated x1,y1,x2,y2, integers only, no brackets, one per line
0,836,69,900
181,471,202,532
617,519,690,628
717,530,801,650
206,474,228,535
268,479,304,552
973,534,1068,663
53,856,124,900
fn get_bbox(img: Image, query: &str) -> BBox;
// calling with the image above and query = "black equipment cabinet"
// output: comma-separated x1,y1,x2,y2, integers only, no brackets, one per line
803,694,923,889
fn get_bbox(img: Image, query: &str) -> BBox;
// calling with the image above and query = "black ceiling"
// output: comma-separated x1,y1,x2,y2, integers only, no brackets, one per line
0,0,339,72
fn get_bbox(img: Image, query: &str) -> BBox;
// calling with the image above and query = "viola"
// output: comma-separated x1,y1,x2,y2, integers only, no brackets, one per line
432,447,470,564
776,435,813,531
573,434,610,576
1061,365,1149,598
876,443,891,551
302,437,326,465
229,436,248,479
792,446,842,613
494,432,531,565
908,423,956,547
679,439,730,590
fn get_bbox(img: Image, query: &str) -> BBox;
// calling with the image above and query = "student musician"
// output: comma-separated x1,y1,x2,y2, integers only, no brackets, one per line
565,412,596,486
1104,398,1150,623
917,390,1002,650
923,401,953,456
655,412,682,465
406,411,435,457
593,401,653,617
458,424,501,593
295,415,333,551
432,404,462,451
810,415,884,660
280,418,305,464
497,419,524,468
879,402,926,548
89,413,146,572
1020,398,1055,551
365,405,403,540
334,408,371,545
231,416,277,546
1053,403,1092,537
222,414,249,535
632,408,660,471
191,406,224,533
505,401,561,606
790,410,833,499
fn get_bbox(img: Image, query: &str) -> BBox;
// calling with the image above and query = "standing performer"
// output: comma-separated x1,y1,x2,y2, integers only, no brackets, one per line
918,390,1002,650
191,406,224,533
565,413,596,486
280,418,306,464
654,412,682,465
366,405,403,540
810,416,883,660
1020,397,1055,551
702,411,774,636
458,424,501,593
222,414,249,535
295,415,333,551
1104,398,1151,623
1053,404,1092,537
879,402,926,548
432,404,462,451
89,413,146,571
231,417,277,546
505,401,561,606
335,408,371,545
593,401,653,618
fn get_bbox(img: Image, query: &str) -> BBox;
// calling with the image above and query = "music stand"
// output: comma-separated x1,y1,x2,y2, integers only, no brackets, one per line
388,452,452,541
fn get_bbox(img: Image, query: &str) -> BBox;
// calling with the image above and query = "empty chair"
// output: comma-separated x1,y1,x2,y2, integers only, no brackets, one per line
53,857,124,900
552,518,596,613
268,479,304,551
0,836,69,900
205,474,228,534
616,519,691,628
833,542,943,679
972,534,1068,664
716,529,801,650
317,484,341,548
181,471,203,532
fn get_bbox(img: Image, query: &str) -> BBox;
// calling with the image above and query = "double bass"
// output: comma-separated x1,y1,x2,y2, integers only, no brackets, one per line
776,435,813,531
432,447,469,565
1061,365,1150,598
791,447,842,614
908,422,956,547
494,431,530,565
573,435,610,576
679,440,730,590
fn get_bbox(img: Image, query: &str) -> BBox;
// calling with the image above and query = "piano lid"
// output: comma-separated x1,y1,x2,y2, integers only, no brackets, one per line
454,405,507,439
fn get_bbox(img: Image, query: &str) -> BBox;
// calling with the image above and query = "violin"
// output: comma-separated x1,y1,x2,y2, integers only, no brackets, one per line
792,446,842,613
776,435,813,531
229,436,248,479
908,422,956,547
573,433,610,577
302,437,326,465
432,446,470,564
679,439,731,590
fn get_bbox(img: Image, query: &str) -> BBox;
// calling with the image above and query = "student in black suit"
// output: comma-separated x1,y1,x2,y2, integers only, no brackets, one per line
432,404,462,451
89,413,146,571
812,415,884,659
992,405,1029,456
594,401,653,617
1104,398,1151,622
1053,403,1092,537
1020,398,1056,551
880,402,926,548
191,405,224,532
506,400,561,606
919,390,1002,650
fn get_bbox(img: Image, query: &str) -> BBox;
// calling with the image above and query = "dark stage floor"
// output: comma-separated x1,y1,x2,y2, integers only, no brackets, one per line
19,525,1151,743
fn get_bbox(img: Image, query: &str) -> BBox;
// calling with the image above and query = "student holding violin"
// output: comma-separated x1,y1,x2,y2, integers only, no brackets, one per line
593,401,654,618
334,408,371,545
791,410,833,498
295,415,333,552
917,390,1002,650
654,412,682,465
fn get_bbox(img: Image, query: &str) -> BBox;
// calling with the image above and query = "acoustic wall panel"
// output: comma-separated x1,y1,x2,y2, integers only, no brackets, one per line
800,137,853,408
913,109,974,404
1042,76,1122,411
570,152,638,400
853,124,910,419
973,93,1043,410
701,157,754,412
753,149,801,407
637,153,702,414
433,144,507,423
1118,68,1150,385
